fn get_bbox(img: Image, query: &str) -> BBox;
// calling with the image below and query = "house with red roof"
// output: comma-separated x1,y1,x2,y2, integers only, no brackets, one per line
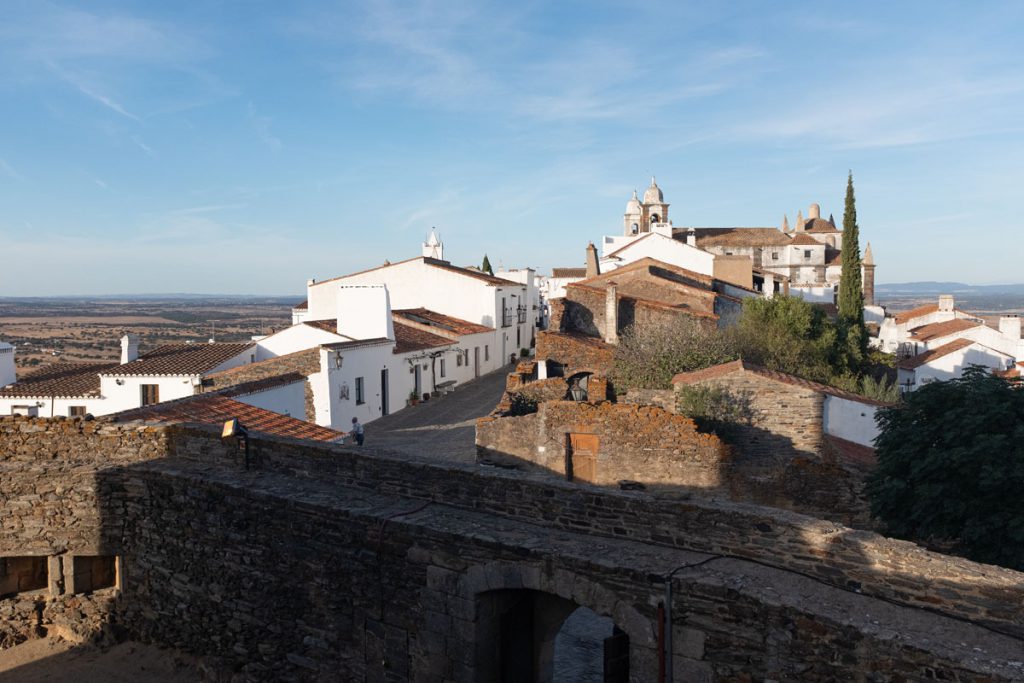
897,339,1015,391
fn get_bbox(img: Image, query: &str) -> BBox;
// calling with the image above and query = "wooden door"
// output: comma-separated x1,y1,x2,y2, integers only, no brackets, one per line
567,433,599,483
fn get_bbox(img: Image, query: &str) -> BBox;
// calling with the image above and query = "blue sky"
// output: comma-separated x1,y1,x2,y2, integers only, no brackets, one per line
1,1,1023,296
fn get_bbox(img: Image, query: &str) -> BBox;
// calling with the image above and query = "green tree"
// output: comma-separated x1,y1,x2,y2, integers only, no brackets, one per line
612,317,738,389
866,367,1024,570
730,295,838,382
837,172,867,364
481,254,494,275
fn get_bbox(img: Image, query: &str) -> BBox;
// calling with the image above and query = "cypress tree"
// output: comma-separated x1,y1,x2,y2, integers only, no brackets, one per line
481,254,493,275
838,172,864,323
837,172,867,363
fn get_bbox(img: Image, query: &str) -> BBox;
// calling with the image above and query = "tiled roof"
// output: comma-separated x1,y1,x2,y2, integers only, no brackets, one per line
293,300,308,310
790,233,823,246
892,303,939,324
672,359,893,406
424,258,520,286
303,319,349,335
113,394,345,443
825,247,842,265
803,218,840,233
0,361,117,398
322,338,392,351
101,343,254,377
898,338,976,370
393,319,456,354
909,318,981,342
824,435,876,468
219,372,309,397
684,227,792,247
551,267,588,279
393,308,493,336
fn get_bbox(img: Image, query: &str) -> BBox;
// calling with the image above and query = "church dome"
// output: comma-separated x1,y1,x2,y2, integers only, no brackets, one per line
625,190,642,215
643,177,663,204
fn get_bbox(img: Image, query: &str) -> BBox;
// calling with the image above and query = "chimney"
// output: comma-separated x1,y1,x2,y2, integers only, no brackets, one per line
0,342,15,387
938,295,955,313
120,334,140,364
585,242,600,278
808,203,821,220
337,285,394,340
795,210,804,232
999,315,1022,340
604,282,618,344
686,227,697,246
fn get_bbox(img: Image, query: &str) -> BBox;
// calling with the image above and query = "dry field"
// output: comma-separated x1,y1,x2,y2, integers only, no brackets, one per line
0,297,296,378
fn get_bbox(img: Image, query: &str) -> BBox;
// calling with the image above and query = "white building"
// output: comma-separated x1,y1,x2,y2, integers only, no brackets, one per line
0,335,255,418
878,295,1024,360
897,339,1015,392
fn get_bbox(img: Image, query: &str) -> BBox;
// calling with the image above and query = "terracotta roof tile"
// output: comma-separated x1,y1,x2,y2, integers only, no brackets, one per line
0,361,117,398
393,320,456,354
424,258,521,286
908,318,981,342
672,359,893,406
303,319,349,335
790,233,823,246
824,435,876,468
898,338,976,370
551,267,588,278
218,372,309,397
293,300,308,310
102,343,253,377
892,303,939,324
803,217,840,233
684,227,792,247
114,394,345,443
393,308,493,336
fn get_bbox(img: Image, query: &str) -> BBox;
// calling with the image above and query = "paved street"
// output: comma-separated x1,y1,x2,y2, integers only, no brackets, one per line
362,368,508,463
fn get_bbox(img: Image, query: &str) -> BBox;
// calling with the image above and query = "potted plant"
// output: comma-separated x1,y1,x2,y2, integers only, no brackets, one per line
408,390,419,406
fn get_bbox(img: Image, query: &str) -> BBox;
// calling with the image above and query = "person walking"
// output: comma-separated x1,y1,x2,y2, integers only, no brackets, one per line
350,416,364,446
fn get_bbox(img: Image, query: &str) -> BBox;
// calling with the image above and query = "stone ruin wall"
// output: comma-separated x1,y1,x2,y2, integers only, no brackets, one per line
2,417,1023,680
477,401,730,488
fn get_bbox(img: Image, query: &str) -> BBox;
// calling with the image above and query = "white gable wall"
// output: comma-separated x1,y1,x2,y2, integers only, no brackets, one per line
233,381,307,419
823,395,880,447
255,324,347,360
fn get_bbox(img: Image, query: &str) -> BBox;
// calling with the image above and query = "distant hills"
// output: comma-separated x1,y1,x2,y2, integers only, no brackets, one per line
877,282,1024,296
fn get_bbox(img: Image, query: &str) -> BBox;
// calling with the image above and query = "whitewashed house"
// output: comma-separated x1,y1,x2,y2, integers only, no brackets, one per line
897,339,1015,392
0,335,255,417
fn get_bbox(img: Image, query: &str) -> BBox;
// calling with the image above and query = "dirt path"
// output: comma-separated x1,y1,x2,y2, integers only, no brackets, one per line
0,638,201,682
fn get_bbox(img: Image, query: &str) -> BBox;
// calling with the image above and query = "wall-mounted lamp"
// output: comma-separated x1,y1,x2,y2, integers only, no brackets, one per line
115,379,125,386
221,418,251,470
334,352,344,369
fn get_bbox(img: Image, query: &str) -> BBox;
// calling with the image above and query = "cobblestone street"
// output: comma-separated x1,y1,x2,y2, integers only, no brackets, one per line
361,368,508,463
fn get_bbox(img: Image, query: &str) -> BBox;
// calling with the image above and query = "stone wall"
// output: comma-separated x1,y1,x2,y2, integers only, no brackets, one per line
535,330,614,377
677,370,826,463
477,401,730,488
2,417,1024,680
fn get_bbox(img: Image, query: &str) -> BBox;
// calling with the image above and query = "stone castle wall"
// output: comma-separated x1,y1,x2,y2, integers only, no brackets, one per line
2,417,1023,680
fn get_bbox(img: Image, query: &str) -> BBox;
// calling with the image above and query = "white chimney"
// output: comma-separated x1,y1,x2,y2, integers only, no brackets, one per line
808,203,821,220
686,228,697,246
938,295,955,313
604,282,618,344
336,285,394,341
999,315,1021,340
0,342,15,387
120,334,140,364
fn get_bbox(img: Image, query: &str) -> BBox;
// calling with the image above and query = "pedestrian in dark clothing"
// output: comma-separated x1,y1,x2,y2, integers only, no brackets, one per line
350,417,364,446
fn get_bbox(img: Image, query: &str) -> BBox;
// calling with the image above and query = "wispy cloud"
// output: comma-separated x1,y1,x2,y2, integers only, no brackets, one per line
247,103,282,151
130,135,156,157
0,158,23,180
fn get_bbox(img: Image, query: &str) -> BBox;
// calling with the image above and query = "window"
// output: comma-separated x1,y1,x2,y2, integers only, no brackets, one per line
517,327,521,348
485,345,490,361
771,251,779,260
71,556,116,593
440,359,446,378
68,406,87,417
0,556,47,597
803,249,812,260
355,377,365,405
141,384,159,406
456,352,463,367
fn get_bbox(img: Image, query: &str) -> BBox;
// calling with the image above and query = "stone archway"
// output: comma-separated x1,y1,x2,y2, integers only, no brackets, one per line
444,561,656,682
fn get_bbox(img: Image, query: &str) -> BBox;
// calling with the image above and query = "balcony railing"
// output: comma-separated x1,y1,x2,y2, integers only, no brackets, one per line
517,306,527,324
501,310,514,327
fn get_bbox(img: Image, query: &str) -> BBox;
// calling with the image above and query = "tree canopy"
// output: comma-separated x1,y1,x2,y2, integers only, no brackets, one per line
837,172,868,366
866,367,1024,570
481,254,494,275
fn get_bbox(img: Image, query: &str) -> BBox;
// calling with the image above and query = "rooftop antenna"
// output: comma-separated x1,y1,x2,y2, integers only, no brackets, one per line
209,321,216,344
